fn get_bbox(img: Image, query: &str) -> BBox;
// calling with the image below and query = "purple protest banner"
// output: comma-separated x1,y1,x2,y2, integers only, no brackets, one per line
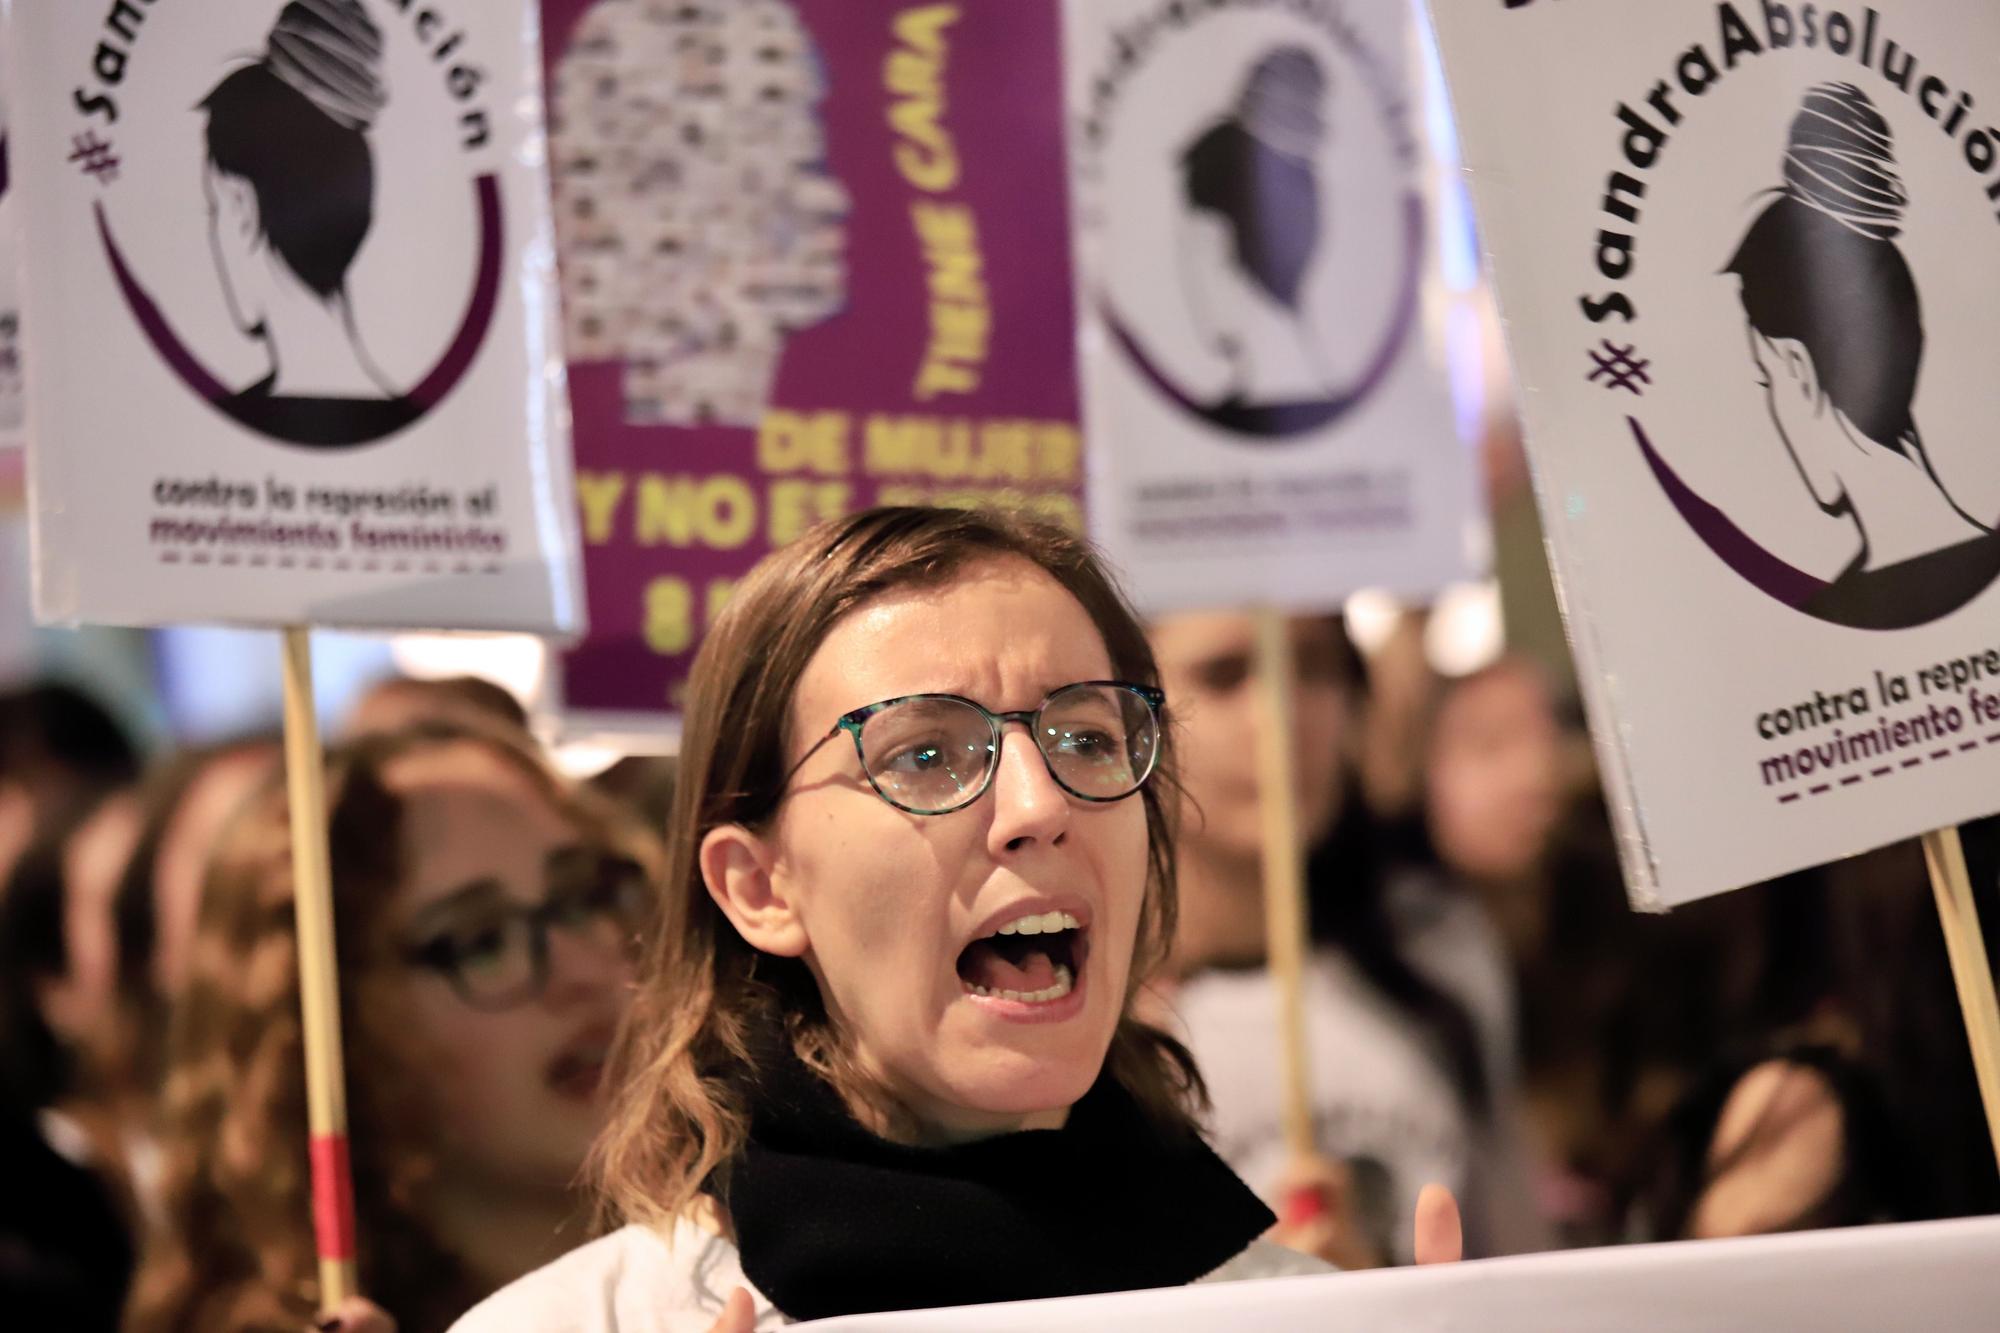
542,0,1084,729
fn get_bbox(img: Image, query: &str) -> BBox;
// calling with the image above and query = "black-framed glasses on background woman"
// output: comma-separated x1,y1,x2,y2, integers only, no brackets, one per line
399,845,650,1011
779,680,1166,817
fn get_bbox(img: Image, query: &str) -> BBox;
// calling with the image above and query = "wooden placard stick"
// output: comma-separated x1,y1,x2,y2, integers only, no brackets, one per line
1919,826,2000,1170
281,626,360,1306
1252,608,1315,1159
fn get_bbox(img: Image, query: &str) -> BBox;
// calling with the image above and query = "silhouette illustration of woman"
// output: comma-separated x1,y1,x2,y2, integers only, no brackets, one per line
200,0,416,447
1727,81,1999,628
1178,46,1335,413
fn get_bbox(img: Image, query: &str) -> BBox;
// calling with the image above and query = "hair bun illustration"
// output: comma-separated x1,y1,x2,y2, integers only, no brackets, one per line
1235,46,1327,163
266,0,388,133
1782,81,1907,241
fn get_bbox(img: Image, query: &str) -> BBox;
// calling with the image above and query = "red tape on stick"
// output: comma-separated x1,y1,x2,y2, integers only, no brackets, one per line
310,1133,358,1262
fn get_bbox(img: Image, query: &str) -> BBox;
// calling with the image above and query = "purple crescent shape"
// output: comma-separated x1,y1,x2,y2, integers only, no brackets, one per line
1629,415,1827,609
96,174,503,448
1103,190,1425,442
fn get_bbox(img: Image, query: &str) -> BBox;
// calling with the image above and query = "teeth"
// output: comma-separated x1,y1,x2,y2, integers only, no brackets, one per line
992,910,1083,937
966,964,1074,1004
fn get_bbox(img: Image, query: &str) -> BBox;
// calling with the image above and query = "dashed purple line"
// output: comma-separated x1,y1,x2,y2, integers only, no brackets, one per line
1779,727,2000,805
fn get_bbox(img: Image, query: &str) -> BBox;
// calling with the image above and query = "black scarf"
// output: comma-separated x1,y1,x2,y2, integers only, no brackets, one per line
717,1036,1276,1322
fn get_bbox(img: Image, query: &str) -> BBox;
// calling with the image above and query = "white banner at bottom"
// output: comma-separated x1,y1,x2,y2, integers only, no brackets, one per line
807,1216,2000,1331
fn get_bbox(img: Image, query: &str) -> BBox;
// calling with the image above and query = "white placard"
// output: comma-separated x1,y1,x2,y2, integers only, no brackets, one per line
1067,0,1483,615
0,22,24,451
807,1216,2000,1332
12,0,581,634
1427,0,2000,906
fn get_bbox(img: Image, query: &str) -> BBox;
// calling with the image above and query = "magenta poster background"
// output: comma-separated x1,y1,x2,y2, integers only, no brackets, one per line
543,0,1083,722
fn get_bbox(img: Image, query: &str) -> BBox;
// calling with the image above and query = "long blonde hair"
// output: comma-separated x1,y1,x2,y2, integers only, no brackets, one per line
592,506,1205,1234
126,722,653,1333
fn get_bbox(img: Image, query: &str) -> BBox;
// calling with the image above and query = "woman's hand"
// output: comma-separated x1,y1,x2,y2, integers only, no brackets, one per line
1413,1182,1464,1265
712,1288,756,1328
309,1297,397,1333
1267,1154,1386,1270
707,1287,757,1333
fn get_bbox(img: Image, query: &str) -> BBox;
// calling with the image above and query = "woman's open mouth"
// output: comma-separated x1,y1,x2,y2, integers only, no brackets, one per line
955,909,1091,1010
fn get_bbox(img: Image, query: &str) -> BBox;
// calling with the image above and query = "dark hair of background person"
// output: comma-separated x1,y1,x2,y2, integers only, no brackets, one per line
202,63,375,300
0,828,87,1114
107,738,276,1090
1622,1044,1930,1241
0,680,141,810
588,755,677,833
350,675,533,736
1582,832,2000,1239
1301,623,1491,1118
0,817,137,1330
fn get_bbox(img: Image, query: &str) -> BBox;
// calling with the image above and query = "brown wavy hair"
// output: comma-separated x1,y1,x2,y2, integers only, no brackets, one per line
592,505,1206,1234
125,721,655,1333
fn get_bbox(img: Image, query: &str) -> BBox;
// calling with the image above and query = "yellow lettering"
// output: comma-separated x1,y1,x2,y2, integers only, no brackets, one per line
911,203,988,400
645,577,694,655
758,410,850,477
864,415,926,475
887,7,961,193
635,475,758,549
931,302,989,360
892,4,960,56
978,421,1032,483
768,479,853,544
575,471,627,545
914,360,980,399
893,134,958,192
912,200,976,253
884,49,941,100
1036,423,1081,483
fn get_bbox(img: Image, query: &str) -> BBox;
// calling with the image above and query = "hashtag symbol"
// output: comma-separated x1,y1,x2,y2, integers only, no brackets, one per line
68,133,121,185
1588,340,1650,396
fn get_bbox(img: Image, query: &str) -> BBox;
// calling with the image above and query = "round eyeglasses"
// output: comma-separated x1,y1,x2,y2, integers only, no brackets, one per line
399,845,650,1011
778,680,1166,816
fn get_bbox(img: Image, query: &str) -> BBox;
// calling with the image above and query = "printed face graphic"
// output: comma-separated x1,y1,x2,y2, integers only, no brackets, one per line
203,164,262,338
552,0,853,428
1089,23,1425,443
1176,47,1330,407
1637,80,2000,630
97,0,506,448
1746,325,1843,514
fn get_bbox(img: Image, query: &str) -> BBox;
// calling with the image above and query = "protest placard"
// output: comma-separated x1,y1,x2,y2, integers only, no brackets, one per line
1426,0,2000,1164
13,0,582,634
543,0,1084,734
1066,0,1482,616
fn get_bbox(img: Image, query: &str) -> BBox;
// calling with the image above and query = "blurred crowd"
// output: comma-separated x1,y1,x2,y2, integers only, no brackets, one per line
1,612,1995,1330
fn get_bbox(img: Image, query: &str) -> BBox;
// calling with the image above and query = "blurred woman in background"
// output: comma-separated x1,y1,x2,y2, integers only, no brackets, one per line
1152,614,1544,1265
126,721,652,1332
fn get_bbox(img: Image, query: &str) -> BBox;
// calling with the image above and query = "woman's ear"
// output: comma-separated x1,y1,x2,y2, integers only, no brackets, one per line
700,824,809,958
1769,336,1823,411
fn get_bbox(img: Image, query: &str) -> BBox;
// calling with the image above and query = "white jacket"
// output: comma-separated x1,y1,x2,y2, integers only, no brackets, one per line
450,1216,1331,1332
